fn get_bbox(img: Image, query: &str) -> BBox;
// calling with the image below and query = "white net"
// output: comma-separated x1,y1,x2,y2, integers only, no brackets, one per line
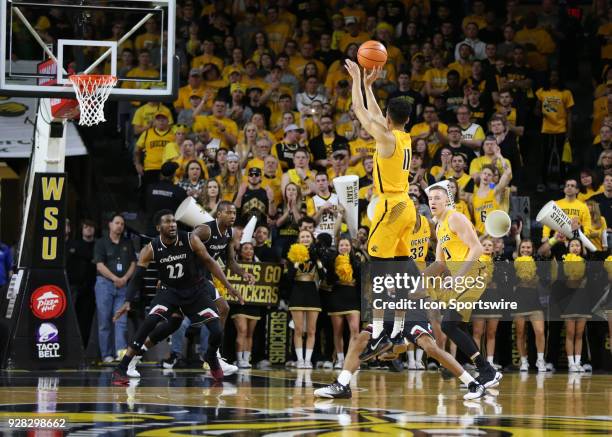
68,75,118,126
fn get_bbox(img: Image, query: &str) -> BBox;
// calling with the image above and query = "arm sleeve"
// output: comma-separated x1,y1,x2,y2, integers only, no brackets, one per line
126,265,147,302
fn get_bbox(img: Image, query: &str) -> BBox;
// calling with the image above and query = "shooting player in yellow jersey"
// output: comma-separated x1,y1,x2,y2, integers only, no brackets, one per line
427,182,502,389
345,59,418,358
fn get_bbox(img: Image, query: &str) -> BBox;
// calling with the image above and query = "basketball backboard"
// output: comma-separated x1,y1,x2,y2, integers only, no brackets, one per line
0,0,176,101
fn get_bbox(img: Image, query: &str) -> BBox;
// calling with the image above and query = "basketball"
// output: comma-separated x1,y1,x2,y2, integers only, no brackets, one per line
357,40,388,70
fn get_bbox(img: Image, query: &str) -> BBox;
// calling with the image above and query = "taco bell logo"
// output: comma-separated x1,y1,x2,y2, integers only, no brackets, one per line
36,323,61,359
37,323,59,343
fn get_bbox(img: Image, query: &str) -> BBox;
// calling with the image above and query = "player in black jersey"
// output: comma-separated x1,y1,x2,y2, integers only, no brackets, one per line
193,201,255,325
163,201,255,373
112,210,243,384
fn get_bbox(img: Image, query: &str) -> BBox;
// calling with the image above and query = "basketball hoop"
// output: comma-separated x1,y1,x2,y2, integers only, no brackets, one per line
68,74,117,126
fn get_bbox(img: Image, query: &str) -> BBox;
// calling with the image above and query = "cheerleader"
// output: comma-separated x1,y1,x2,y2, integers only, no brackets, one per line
560,238,590,372
326,238,361,369
230,242,261,369
471,237,500,368
512,239,547,372
287,230,322,369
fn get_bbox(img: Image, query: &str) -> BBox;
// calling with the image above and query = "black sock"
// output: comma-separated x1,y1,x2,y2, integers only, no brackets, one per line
118,354,131,371
472,353,487,369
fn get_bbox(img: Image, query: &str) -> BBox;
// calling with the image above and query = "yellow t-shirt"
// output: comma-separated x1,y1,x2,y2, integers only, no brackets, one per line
469,156,512,177
455,200,472,222
131,103,174,130
462,15,487,30
262,173,283,207
173,84,207,111
542,198,592,239
264,22,291,54
191,54,224,72
447,61,472,82
192,115,239,149
535,88,575,134
577,185,604,202
424,68,449,95
411,70,427,93
287,168,315,196
430,166,453,180
472,188,500,235
373,130,411,194
172,157,209,182
410,215,431,262
589,217,608,251
135,33,160,51
515,27,556,55
215,174,240,202
136,128,174,171
338,32,370,52
409,122,449,158
162,142,180,163
122,67,161,105
349,137,376,176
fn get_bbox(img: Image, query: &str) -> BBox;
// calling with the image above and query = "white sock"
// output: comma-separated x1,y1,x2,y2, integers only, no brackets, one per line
296,348,304,362
390,314,404,338
487,356,494,364
236,351,243,362
305,348,313,362
372,320,384,338
338,370,352,386
407,350,415,364
567,355,575,365
537,353,544,362
574,354,581,365
459,371,475,385
244,351,251,362
521,356,528,364
337,353,344,362
416,349,424,363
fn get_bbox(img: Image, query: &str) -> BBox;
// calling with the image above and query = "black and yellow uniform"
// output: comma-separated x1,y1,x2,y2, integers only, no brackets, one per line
472,188,500,235
326,254,361,316
471,255,503,319
435,210,486,322
368,130,416,258
288,247,321,312
511,256,544,317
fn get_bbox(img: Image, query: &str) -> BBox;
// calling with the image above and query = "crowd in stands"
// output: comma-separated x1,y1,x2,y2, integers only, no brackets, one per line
18,0,612,371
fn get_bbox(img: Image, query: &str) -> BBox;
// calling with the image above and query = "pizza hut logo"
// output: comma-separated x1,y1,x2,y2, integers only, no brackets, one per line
30,285,67,319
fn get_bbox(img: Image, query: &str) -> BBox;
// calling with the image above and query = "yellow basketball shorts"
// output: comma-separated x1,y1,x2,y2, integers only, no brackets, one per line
367,193,416,258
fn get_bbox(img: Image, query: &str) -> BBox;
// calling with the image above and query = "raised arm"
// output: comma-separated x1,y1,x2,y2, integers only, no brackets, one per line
344,59,396,158
493,149,513,202
363,67,386,123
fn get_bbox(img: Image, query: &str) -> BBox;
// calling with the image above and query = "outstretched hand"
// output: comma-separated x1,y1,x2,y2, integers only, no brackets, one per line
363,66,383,87
344,59,361,81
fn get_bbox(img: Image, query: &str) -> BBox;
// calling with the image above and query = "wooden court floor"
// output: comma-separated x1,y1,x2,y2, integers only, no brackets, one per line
0,368,610,435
